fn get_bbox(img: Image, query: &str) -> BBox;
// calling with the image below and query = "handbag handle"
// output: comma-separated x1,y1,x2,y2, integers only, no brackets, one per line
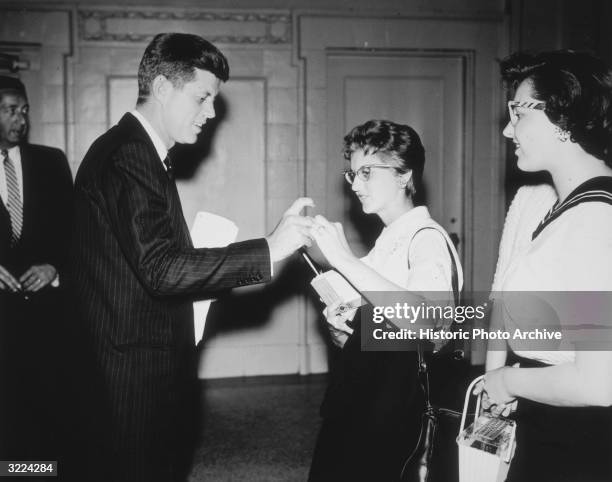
458,375,518,464
459,375,484,435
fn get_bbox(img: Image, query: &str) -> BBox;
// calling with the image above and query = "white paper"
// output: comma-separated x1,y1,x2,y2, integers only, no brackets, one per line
310,270,364,313
191,212,239,344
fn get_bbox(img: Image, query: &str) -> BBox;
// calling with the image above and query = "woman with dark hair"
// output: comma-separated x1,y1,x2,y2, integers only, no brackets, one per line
481,50,612,482
307,120,463,481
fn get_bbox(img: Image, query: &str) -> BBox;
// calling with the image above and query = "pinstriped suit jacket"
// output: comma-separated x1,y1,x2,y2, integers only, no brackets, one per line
69,113,271,481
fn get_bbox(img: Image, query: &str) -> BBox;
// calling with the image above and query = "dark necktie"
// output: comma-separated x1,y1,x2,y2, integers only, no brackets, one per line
163,155,174,179
1,149,23,245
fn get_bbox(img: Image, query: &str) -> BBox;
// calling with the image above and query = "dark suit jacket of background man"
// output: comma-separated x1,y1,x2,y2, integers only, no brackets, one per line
68,113,271,481
0,144,73,459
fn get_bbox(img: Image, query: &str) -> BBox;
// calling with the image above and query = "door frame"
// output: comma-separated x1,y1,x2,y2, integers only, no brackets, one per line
323,48,471,259
296,14,508,292
294,14,509,371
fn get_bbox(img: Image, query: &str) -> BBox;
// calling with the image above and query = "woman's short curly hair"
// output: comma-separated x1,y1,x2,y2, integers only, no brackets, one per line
501,50,612,164
342,119,425,197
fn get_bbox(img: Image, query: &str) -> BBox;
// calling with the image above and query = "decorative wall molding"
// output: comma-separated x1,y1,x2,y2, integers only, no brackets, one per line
78,8,291,44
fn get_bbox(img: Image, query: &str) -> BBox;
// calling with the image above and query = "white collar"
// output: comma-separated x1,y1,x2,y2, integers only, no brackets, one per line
130,110,169,168
381,206,431,238
4,145,21,162
2,145,22,171
368,206,433,256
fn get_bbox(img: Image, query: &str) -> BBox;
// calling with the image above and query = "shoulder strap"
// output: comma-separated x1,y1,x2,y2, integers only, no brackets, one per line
532,176,612,240
408,227,460,306
409,227,462,406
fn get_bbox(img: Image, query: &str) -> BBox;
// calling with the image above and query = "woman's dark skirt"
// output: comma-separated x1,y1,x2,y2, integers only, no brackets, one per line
507,354,612,482
308,325,424,482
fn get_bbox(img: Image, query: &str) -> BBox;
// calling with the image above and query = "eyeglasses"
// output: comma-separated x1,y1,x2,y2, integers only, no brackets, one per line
507,100,545,125
343,164,395,185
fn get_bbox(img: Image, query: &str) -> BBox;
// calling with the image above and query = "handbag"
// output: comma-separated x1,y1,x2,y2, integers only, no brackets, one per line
456,376,516,482
399,228,467,482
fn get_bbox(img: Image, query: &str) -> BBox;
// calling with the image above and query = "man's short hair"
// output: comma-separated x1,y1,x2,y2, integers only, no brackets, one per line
0,76,27,99
137,33,229,105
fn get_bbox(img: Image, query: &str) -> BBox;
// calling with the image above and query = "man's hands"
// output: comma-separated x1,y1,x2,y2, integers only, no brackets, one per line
20,264,57,292
266,197,315,263
0,264,57,293
0,265,20,292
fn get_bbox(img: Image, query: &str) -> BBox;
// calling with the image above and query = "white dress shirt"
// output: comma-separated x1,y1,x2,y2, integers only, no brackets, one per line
0,145,24,206
361,206,463,293
130,110,169,167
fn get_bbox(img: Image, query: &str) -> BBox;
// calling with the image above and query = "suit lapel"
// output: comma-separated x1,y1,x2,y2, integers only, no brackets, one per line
0,184,9,251
0,148,12,250
119,113,192,246
119,113,170,182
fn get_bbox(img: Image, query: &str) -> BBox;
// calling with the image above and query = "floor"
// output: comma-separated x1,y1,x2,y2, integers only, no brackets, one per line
188,375,327,482
188,361,483,482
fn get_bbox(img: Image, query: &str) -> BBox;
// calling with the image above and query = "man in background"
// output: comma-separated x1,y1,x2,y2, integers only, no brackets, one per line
0,76,73,461
69,33,313,481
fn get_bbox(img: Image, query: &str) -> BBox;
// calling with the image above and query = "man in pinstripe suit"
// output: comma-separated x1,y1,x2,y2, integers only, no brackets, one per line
68,33,313,482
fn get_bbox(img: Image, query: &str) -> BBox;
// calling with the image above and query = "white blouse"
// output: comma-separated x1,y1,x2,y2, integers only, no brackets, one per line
361,206,463,294
493,184,612,364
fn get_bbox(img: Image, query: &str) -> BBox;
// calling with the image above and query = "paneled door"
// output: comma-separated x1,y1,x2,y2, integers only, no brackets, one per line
326,53,464,257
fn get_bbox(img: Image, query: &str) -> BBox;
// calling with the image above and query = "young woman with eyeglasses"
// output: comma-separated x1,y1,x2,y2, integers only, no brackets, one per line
479,50,612,482
308,119,463,481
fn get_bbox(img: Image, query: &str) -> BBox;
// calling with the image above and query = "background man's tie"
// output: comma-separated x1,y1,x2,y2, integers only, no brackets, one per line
1,149,23,246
